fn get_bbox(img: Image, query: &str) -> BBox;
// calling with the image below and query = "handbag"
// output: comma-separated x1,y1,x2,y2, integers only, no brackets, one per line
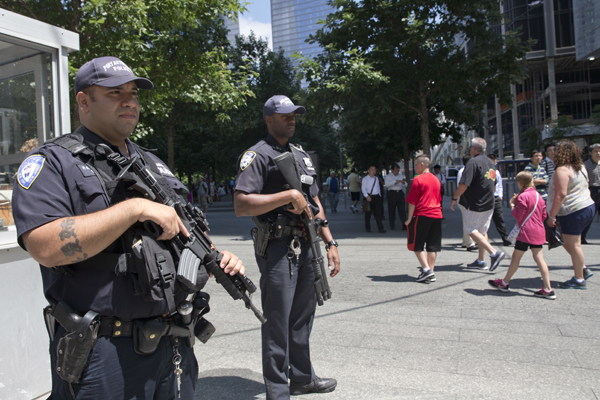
362,178,377,212
545,220,564,250
507,193,539,245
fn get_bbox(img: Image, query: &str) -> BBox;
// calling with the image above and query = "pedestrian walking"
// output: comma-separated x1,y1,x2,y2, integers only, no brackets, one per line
488,171,555,299
581,143,600,244
362,165,386,233
347,168,361,212
405,155,443,283
385,163,407,230
487,154,511,246
542,143,556,182
546,140,595,289
456,155,477,251
524,150,549,201
450,137,506,272
325,171,340,213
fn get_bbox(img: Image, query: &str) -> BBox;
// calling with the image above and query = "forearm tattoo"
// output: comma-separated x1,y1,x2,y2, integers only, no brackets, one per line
59,218,88,263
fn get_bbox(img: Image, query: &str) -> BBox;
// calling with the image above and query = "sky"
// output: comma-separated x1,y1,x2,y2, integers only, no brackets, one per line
238,0,273,49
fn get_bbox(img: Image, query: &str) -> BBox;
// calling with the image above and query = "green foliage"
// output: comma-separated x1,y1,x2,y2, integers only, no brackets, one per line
296,0,531,156
521,127,542,156
2,0,253,170
551,116,577,139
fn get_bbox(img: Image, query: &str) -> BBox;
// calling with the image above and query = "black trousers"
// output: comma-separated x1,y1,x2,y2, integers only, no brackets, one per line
387,190,406,228
582,187,600,241
256,238,317,400
365,194,384,231
491,196,508,242
49,325,197,399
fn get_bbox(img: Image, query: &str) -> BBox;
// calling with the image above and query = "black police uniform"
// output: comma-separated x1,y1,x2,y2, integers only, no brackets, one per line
12,126,198,399
235,134,319,400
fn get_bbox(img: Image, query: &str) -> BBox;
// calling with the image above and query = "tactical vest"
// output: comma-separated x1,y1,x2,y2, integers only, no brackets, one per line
48,132,201,313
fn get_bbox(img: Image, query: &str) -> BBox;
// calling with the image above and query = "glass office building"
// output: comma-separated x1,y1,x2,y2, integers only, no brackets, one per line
271,0,336,60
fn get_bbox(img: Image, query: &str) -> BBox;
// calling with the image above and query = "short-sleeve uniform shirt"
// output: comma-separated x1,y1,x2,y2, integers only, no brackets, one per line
12,125,186,319
458,153,496,212
234,134,320,221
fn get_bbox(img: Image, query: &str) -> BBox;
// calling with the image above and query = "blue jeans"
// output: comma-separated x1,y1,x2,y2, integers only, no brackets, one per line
328,192,339,212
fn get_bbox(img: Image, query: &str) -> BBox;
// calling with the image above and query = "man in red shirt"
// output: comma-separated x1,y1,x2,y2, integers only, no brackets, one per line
405,155,443,283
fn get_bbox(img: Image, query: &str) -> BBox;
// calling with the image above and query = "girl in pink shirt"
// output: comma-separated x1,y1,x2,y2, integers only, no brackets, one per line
489,171,555,299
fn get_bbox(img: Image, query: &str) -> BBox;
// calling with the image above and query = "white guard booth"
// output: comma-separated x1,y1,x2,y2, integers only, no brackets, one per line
0,8,79,400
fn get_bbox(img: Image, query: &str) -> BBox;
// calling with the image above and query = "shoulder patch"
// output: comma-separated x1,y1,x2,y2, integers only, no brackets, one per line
240,151,256,171
17,154,45,189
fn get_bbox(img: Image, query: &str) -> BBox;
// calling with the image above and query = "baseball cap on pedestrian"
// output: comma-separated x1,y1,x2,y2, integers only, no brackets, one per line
263,95,306,120
74,56,153,95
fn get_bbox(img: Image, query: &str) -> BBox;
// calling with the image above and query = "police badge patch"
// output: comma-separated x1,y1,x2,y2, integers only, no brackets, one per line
17,154,45,189
303,157,315,171
240,151,256,171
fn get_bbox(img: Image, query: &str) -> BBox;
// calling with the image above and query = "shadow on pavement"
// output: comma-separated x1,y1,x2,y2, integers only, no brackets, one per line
463,287,521,297
195,370,264,400
366,274,415,283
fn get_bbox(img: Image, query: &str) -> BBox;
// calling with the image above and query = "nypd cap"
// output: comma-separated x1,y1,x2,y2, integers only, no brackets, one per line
74,56,153,95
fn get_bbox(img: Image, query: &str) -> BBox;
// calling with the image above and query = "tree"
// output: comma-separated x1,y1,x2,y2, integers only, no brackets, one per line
297,0,531,156
521,127,542,156
2,0,253,170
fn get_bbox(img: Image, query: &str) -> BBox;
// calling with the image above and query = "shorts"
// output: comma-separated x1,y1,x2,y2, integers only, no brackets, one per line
407,215,442,252
514,240,543,252
558,204,595,235
351,191,360,201
198,195,207,209
463,209,494,235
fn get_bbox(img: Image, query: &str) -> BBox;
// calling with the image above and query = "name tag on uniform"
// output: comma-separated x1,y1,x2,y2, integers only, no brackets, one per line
17,154,45,189
77,164,96,177
303,157,315,171
155,162,175,177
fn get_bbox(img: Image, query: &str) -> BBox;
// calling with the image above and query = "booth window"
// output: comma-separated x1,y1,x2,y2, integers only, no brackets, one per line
0,38,55,226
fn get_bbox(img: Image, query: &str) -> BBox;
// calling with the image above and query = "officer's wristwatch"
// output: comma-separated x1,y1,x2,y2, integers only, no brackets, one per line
325,239,339,252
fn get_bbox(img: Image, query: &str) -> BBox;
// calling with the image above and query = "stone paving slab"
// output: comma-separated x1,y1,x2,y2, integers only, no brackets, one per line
193,196,600,399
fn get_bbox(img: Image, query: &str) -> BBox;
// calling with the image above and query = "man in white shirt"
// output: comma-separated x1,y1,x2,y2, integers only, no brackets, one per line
362,165,386,233
385,163,407,230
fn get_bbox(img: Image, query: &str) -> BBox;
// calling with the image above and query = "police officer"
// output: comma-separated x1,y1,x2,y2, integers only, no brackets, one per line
233,95,341,399
12,56,244,399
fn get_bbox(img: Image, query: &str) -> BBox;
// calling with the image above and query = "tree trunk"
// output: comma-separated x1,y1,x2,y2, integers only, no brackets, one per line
418,82,431,156
167,122,175,172
402,133,412,189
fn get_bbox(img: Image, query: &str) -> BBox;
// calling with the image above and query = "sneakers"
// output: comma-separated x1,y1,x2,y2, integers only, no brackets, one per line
350,205,357,213
489,251,506,272
467,259,488,270
416,269,435,282
466,244,478,252
559,277,587,290
488,279,510,292
533,288,556,300
584,268,594,280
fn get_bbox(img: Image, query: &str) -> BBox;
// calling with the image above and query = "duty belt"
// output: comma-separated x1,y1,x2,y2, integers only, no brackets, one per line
98,316,134,337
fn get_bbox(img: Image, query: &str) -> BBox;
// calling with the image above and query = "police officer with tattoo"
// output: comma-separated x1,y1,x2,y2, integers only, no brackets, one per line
233,95,341,399
12,56,245,399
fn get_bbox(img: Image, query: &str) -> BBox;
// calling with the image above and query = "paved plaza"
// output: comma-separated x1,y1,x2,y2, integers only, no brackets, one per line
192,195,600,400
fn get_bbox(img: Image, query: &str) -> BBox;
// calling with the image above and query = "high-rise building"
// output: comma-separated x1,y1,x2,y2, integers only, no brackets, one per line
271,0,336,60
223,14,240,47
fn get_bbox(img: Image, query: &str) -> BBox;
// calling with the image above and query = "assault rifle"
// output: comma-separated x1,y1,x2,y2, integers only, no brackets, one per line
119,154,266,324
273,152,332,306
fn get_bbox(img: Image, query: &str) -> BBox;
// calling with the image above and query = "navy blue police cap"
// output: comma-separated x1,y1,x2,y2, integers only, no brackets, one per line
263,95,306,120
74,56,153,95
